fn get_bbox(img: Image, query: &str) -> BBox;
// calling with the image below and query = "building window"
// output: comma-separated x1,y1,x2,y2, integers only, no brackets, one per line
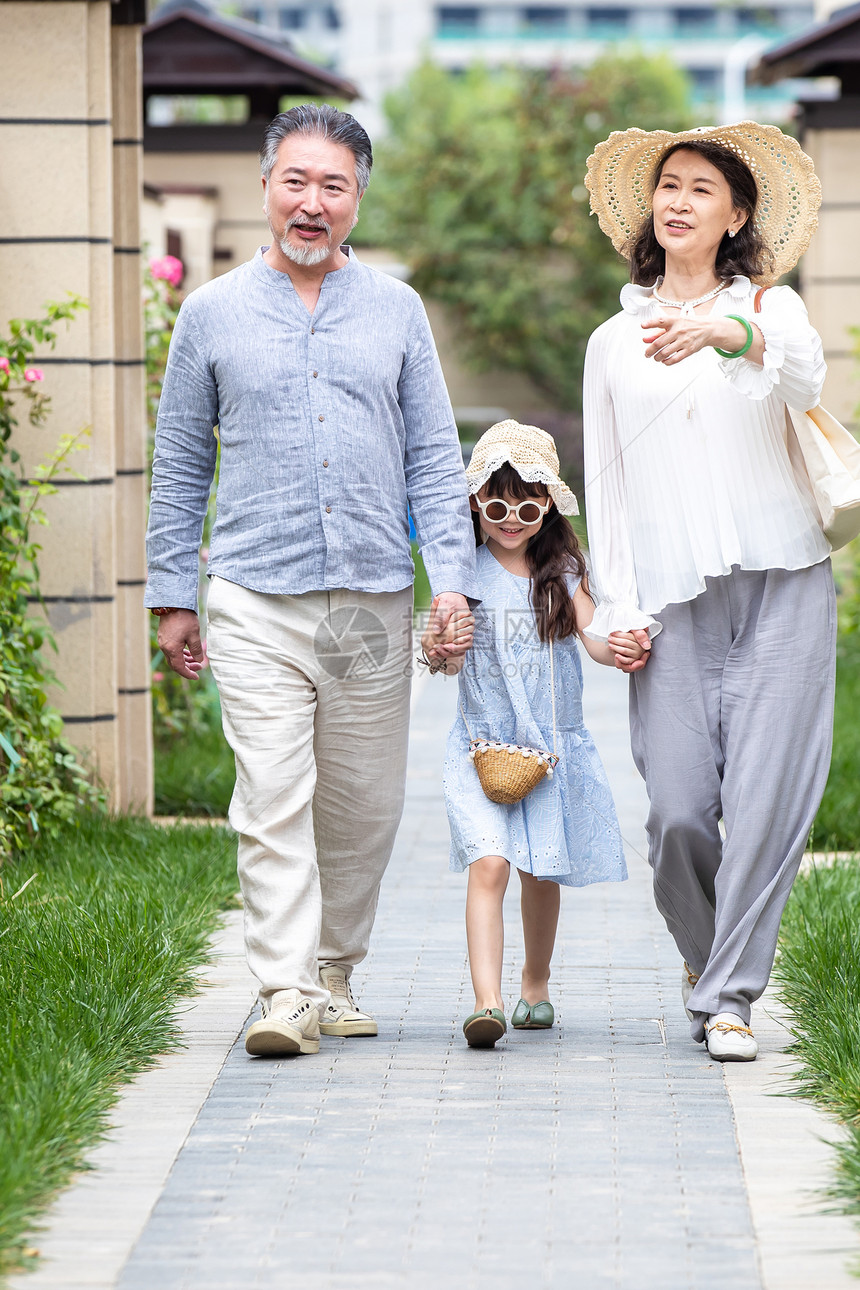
323,4,341,27
243,6,264,21
278,6,307,29
689,66,720,91
437,6,482,33
586,7,630,34
673,7,717,34
166,228,183,265
523,6,570,29
736,5,778,29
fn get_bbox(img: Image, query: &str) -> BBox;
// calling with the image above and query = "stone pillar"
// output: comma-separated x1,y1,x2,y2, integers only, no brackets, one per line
112,18,154,812
798,105,860,430
0,0,152,812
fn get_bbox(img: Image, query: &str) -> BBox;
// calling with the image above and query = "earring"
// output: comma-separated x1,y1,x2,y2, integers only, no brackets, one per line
728,229,737,238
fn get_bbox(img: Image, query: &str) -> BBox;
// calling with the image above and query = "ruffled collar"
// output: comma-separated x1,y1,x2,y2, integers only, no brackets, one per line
620,275,752,315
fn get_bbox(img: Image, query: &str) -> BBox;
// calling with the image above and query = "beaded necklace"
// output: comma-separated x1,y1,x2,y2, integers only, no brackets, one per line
652,280,727,316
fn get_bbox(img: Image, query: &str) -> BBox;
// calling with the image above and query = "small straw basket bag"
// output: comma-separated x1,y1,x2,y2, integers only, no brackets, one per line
459,593,560,806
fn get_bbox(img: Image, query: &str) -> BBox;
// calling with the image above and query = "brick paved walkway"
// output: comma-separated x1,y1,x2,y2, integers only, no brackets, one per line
14,655,856,1290
118,662,759,1290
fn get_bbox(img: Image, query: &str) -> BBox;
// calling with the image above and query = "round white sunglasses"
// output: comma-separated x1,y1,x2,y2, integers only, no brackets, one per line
474,496,552,525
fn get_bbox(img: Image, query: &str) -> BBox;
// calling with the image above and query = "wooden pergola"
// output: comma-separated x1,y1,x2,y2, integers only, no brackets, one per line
141,1,362,287
144,0,358,142
753,2,860,95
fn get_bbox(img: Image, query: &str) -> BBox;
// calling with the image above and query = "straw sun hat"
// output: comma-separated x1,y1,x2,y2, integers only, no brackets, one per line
466,419,579,516
584,121,822,285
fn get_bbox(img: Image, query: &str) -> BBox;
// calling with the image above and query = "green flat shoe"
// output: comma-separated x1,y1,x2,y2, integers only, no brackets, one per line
463,1008,507,1048
511,998,554,1030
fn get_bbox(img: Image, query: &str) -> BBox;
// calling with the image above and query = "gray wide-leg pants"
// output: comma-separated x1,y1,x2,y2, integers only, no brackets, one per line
629,561,836,1041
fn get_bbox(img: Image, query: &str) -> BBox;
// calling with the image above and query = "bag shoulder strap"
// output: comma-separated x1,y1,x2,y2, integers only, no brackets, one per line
459,590,556,757
754,286,767,314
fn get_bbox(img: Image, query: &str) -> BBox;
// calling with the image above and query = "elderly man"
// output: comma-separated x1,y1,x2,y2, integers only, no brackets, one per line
146,104,476,1057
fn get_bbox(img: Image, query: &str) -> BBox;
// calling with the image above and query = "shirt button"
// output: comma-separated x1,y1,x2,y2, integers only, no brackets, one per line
323,459,329,467
312,371,318,378
311,327,315,334
318,414,325,422
325,505,332,513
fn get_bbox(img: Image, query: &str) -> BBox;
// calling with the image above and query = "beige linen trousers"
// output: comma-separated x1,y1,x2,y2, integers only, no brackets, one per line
206,576,413,1012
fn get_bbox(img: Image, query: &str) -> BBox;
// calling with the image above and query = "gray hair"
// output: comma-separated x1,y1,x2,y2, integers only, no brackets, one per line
260,104,373,194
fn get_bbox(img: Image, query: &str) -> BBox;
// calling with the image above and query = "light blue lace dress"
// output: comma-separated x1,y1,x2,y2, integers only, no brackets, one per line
443,545,627,887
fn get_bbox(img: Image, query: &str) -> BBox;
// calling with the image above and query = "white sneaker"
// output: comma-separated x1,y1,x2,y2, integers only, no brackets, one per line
704,1012,758,1062
318,966,378,1037
245,988,320,1056
681,962,700,1021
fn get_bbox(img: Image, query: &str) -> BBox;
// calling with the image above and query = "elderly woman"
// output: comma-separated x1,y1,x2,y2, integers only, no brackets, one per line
582,123,834,1062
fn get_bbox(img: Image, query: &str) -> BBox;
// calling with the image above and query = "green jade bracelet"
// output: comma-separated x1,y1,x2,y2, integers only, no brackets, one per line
714,314,754,360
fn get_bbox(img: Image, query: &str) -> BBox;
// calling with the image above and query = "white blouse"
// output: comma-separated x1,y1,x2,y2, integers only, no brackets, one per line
582,275,830,641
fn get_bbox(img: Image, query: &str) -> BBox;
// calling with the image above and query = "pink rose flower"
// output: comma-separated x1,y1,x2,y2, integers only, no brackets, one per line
24,368,44,383
152,671,165,682
149,254,184,287
0,356,9,372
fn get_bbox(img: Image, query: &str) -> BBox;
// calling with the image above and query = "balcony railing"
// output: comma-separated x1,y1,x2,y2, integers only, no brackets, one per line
436,19,796,43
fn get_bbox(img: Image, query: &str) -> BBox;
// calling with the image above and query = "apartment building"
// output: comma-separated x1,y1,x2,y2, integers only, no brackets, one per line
238,0,817,131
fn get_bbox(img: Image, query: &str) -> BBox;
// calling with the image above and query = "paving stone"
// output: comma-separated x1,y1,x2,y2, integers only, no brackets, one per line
18,653,850,1290
117,664,762,1290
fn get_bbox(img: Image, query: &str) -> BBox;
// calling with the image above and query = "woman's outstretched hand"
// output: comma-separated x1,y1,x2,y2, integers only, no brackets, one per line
641,315,763,366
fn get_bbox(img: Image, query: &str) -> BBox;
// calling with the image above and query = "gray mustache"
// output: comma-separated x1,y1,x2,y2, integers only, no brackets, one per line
286,216,332,235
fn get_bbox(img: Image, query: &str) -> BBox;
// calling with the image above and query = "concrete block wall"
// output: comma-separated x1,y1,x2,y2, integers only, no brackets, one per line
800,128,860,428
0,1,153,812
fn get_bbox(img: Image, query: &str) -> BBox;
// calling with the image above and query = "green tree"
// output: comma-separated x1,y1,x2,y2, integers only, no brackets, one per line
358,52,692,411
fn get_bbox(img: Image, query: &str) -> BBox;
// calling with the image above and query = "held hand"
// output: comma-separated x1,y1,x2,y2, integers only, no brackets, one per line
420,624,446,662
608,627,651,673
157,609,206,680
430,593,475,657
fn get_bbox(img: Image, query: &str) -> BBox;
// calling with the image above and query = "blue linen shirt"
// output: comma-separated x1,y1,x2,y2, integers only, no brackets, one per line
145,247,478,609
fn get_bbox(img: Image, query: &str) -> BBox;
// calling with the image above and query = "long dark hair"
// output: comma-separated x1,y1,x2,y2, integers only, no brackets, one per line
628,141,772,285
472,463,587,643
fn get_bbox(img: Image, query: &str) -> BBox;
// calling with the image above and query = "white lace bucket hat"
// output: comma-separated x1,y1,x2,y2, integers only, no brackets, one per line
466,420,579,516
584,121,821,285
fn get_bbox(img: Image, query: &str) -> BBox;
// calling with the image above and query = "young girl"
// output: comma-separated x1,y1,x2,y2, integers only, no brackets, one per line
422,421,646,1048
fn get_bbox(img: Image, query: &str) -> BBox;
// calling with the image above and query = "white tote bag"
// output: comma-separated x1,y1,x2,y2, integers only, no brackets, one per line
786,404,860,551
753,289,860,551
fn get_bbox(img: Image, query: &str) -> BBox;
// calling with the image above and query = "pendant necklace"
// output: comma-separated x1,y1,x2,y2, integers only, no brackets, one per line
652,280,727,316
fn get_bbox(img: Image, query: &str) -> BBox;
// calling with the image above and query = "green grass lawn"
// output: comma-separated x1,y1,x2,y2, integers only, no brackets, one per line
0,815,238,1278
155,723,235,817
776,856,860,1222
816,630,860,850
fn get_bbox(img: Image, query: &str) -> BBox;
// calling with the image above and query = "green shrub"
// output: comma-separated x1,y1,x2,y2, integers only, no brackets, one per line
0,300,103,861
358,53,691,410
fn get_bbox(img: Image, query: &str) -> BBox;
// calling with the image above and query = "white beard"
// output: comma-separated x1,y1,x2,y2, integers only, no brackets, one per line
277,234,333,267
267,200,360,268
